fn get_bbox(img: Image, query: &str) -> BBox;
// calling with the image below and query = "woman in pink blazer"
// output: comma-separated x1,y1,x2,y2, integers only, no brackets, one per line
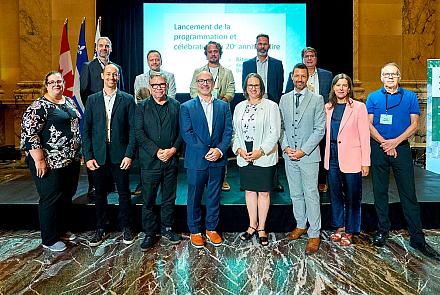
324,74,370,246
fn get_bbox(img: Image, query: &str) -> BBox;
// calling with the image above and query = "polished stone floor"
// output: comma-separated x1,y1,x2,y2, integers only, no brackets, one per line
0,230,439,294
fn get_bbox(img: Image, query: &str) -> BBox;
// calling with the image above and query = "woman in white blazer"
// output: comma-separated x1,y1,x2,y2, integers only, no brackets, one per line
232,73,281,246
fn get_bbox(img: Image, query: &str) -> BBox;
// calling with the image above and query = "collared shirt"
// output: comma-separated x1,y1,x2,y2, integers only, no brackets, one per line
103,89,117,141
307,67,320,95
97,58,108,69
199,95,214,135
366,87,420,139
256,57,269,98
294,89,307,107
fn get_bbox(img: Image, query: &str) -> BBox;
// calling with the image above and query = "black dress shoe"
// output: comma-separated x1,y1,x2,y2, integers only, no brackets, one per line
371,231,389,247
272,183,284,192
141,235,156,251
410,242,440,260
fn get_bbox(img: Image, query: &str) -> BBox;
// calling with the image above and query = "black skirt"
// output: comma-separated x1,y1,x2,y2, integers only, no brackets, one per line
238,141,276,192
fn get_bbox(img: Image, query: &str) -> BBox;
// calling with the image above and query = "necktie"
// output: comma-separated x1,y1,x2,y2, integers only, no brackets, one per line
295,93,301,108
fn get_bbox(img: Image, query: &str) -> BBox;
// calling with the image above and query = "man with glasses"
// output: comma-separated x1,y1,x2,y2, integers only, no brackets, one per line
180,71,232,248
134,50,176,103
285,47,333,193
83,64,136,247
135,74,182,250
366,62,439,260
190,41,235,191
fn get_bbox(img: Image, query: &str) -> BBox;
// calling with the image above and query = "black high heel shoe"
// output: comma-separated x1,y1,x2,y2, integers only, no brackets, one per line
240,226,257,241
258,229,269,246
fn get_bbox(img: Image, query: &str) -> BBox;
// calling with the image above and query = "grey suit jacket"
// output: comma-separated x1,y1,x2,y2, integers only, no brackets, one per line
279,89,325,163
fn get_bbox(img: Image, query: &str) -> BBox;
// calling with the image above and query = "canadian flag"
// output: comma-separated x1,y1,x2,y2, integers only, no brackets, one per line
58,19,74,98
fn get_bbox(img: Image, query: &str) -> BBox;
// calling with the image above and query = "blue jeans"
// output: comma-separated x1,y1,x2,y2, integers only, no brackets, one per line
328,142,362,234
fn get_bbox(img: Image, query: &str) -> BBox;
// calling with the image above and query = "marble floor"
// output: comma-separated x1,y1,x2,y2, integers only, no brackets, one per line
0,230,439,295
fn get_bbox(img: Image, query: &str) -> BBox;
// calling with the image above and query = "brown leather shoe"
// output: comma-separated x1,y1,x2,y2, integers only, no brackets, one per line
190,233,205,249
222,180,231,191
305,237,321,254
287,228,307,240
206,230,223,246
318,184,328,193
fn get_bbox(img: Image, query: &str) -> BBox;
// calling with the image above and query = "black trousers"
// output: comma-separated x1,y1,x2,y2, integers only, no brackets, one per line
93,148,132,230
141,164,178,235
29,158,80,246
370,140,425,244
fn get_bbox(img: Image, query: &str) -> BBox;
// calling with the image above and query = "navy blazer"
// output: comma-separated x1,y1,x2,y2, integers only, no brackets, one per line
82,90,136,165
242,56,284,104
80,59,124,105
179,97,232,170
135,97,183,169
285,67,333,103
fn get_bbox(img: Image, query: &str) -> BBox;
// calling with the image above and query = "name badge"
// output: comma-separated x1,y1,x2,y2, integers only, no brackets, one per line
212,89,219,99
380,114,393,125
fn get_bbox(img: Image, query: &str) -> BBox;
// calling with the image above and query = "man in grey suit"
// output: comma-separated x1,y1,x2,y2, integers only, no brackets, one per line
279,63,325,254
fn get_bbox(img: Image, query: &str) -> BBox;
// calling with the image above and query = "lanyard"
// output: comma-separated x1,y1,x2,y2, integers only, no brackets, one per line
385,91,403,113
208,66,219,86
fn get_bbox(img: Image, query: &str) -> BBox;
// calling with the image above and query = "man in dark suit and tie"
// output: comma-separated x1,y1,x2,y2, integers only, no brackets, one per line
242,33,284,192
83,64,136,247
285,47,333,193
242,33,284,104
179,71,232,248
135,73,183,250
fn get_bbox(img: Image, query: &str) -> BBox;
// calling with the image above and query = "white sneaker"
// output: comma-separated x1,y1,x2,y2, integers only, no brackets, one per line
60,232,77,241
43,241,67,252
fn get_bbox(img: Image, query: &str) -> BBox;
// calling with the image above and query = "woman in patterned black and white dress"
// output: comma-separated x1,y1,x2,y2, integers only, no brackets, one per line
232,73,281,246
20,71,82,252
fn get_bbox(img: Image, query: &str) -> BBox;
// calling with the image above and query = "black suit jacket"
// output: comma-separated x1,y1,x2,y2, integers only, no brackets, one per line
242,56,284,104
135,97,183,169
80,59,124,105
82,90,136,165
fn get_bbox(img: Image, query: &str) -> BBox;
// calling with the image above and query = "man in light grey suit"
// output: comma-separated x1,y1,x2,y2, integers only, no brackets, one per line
279,63,325,254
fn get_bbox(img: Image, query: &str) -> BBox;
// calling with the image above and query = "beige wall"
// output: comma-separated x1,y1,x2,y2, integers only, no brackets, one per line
0,0,95,146
356,0,439,95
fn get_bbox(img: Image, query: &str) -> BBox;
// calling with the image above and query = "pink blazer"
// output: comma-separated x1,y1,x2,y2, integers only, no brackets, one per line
324,99,371,173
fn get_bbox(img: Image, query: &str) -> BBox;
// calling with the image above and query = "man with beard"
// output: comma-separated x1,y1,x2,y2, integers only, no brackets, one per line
279,63,325,254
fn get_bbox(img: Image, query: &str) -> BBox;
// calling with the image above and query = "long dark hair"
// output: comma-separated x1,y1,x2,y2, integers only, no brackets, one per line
328,73,354,109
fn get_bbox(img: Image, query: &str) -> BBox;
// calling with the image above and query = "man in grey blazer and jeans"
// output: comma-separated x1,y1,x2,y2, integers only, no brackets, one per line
279,63,325,254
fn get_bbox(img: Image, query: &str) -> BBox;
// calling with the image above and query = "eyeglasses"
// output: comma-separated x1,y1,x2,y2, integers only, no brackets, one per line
247,84,260,89
382,73,400,78
47,80,64,86
196,79,213,85
150,83,167,89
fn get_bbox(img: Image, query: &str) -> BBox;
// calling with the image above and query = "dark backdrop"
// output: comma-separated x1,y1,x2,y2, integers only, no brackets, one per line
97,0,353,99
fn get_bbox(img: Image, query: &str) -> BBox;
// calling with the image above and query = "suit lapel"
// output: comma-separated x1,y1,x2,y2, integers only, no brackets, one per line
111,90,122,121
339,99,353,135
195,98,211,142
211,99,220,138
296,90,312,122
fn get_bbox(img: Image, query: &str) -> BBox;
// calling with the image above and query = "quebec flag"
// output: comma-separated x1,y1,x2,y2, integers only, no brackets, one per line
73,19,88,116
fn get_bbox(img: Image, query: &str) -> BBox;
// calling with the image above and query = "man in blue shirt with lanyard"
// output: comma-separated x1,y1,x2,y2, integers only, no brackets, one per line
366,62,439,260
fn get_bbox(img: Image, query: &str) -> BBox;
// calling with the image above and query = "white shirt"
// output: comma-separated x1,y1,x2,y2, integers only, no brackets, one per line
199,96,214,136
307,68,320,95
103,89,117,141
256,57,269,99
294,89,307,107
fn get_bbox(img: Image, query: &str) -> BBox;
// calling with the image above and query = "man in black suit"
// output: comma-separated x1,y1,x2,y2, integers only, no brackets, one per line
80,37,124,105
135,73,183,250
242,33,284,104
80,37,124,197
83,64,136,247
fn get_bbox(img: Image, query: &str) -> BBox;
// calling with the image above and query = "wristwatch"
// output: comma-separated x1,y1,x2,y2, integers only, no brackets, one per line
259,147,265,156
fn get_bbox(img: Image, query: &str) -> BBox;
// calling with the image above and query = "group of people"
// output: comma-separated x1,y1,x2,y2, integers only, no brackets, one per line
19,34,439,260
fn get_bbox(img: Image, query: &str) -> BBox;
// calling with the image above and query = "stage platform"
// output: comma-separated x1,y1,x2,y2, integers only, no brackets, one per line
1,159,439,232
